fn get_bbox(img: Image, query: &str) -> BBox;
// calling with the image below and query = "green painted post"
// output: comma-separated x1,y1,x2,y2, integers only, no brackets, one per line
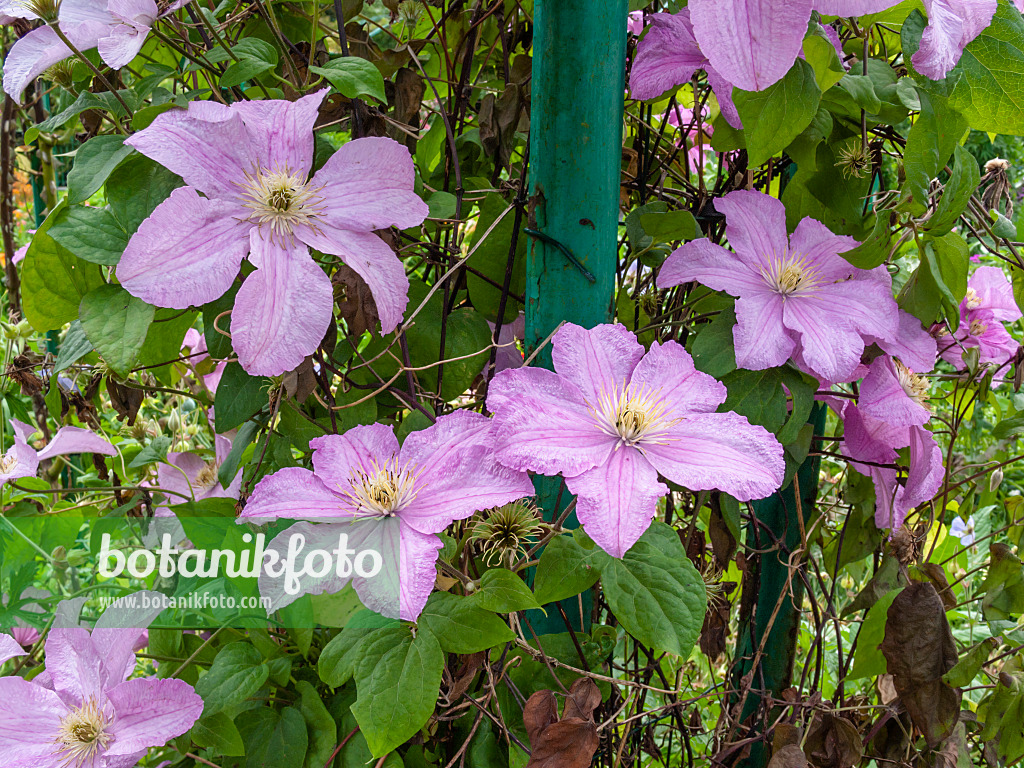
525,0,627,633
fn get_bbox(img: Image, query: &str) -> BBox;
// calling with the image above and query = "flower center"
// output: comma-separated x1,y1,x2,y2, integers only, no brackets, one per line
964,287,982,310
237,167,325,241
345,461,420,518
592,386,678,449
0,452,19,474
761,254,821,298
969,318,989,336
895,360,930,409
195,461,219,490
53,698,112,768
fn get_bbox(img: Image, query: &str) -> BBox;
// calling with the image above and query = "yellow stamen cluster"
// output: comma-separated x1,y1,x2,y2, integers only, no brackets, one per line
592,386,678,449
0,452,19,474
195,461,220,490
53,699,112,768
344,460,421,518
970,318,988,336
761,254,823,298
964,287,982,310
237,166,326,242
895,360,930,409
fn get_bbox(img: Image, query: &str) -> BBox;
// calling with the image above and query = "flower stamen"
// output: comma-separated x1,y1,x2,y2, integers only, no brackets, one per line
344,459,421,518
894,360,930,409
760,253,822,298
236,166,326,242
53,698,112,768
591,385,679,449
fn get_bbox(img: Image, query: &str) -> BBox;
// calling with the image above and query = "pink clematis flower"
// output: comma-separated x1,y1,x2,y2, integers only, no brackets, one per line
0,417,116,488
116,90,428,376
2,0,191,99
936,266,1022,367
238,412,534,621
686,0,1002,93
181,328,225,393
0,591,203,768
663,104,717,169
828,355,943,530
157,432,240,511
659,190,899,383
487,323,785,558
629,8,742,129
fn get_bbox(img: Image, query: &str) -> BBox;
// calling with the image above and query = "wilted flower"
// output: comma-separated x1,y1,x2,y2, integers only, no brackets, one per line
117,90,428,376
0,417,116,488
0,592,203,768
470,500,545,567
487,323,785,558
659,190,900,382
238,412,534,620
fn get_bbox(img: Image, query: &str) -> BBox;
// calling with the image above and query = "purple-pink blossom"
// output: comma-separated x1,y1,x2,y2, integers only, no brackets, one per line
1,0,190,99
182,328,225,393
157,432,240,512
0,417,116,488
117,90,428,376
935,266,1022,367
629,8,741,129
487,323,785,558
659,190,900,383
0,591,203,768
238,412,534,621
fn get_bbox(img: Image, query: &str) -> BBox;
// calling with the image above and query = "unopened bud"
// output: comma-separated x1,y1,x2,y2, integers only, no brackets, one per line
991,467,1004,492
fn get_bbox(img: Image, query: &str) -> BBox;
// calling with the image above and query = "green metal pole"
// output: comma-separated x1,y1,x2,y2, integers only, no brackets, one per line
525,0,627,633
733,404,827,768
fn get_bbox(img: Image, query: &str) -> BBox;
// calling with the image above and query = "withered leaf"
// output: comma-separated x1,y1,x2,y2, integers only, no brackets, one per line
768,745,809,768
804,714,863,768
107,378,144,425
879,581,961,747
524,677,601,768
281,357,318,403
334,264,381,338
388,67,425,150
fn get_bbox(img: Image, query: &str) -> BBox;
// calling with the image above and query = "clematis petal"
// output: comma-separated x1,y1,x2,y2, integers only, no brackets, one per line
44,626,106,705
873,425,944,530
231,235,333,376
787,216,859,282
813,0,899,13
93,590,168,687
241,467,355,523
912,0,997,80
627,339,727,415
127,108,253,197
488,367,615,478
400,411,534,535
969,266,1021,322
643,412,785,501
551,323,645,404
0,676,67,766
60,0,113,26
628,10,707,100
689,0,813,91
814,274,900,343
870,310,939,373
157,452,207,505
659,238,767,295
395,521,444,621
716,189,792,270
706,67,743,129
0,441,40,486
859,356,932,428
2,26,73,100
106,0,157,23
36,425,116,461
974,316,1019,365
311,136,430,231
310,423,399,492
296,224,409,334
97,23,149,70
104,678,203,755
782,298,867,382
231,90,328,180
118,187,251,309
734,291,796,371
0,633,26,664
567,447,668,558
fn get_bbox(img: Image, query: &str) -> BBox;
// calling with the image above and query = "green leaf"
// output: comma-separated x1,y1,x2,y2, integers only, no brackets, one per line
901,88,969,214
137,307,198,386
720,368,788,433
310,57,387,103
905,3,1024,136
48,205,129,265
638,209,698,243
842,210,893,270
296,680,336,768
53,320,94,374
533,533,601,605
690,307,737,379
240,706,308,768
803,32,846,92
22,203,106,332
79,285,155,378
734,59,821,166
943,637,999,688
215,363,270,432
471,568,542,613
318,625,376,688
406,304,491,402
191,712,245,756
418,592,514,653
979,662,1024,765
928,144,981,235
195,642,269,716
352,627,445,757
67,136,134,205
849,588,901,679
105,153,182,234
128,435,171,469
221,38,279,88
593,522,707,657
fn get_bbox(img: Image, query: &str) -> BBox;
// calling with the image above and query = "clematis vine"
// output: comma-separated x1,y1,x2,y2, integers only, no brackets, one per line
117,89,428,376
659,189,900,383
935,265,1022,367
629,8,741,129
487,323,785,558
679,0,1014,95
0,417,116,488
237,412,534,621
1,0,191,100
0,591,203,768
